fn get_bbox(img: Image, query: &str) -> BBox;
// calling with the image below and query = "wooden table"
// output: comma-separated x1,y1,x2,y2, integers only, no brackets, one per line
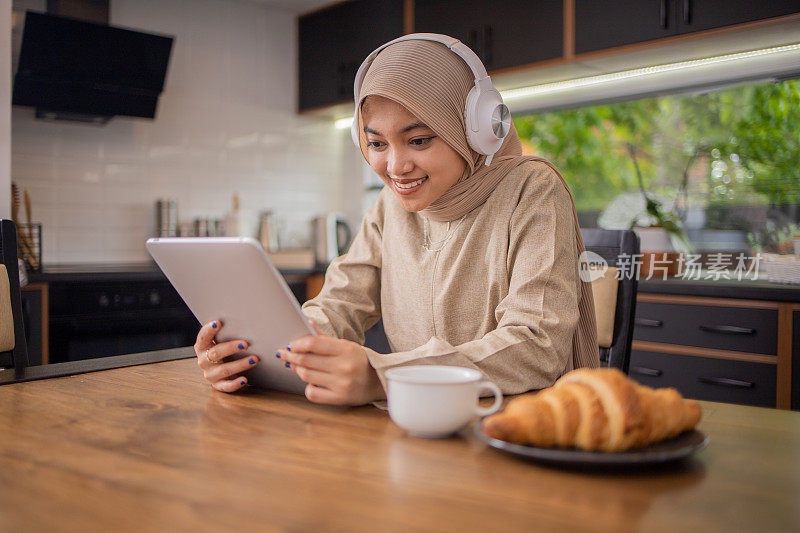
1,354,798,532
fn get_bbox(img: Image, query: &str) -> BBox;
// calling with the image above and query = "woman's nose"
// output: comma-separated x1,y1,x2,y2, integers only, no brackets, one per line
386,148,413,177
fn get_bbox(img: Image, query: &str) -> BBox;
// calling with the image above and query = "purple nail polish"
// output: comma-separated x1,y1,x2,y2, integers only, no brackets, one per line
249,358,255,365
284,362,290,368
275,351,281,358
212,321,217,329
240,380,246,385
286,345,292,351
238,343,245,350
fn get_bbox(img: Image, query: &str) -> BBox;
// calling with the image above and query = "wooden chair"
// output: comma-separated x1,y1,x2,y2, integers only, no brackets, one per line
0,220,29,369
581,229,640,374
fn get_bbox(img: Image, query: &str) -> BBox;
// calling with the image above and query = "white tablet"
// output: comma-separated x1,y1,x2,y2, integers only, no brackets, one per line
146,237,315,394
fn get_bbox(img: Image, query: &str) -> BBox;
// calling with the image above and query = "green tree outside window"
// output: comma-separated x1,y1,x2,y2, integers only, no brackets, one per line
514,79,800,253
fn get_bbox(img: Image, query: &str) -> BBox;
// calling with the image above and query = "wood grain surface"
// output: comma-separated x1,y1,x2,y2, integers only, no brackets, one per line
1,356,798,532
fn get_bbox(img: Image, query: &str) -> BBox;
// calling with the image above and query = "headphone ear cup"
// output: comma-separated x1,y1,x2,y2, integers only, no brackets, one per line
464,85,481,141
464,87,508,157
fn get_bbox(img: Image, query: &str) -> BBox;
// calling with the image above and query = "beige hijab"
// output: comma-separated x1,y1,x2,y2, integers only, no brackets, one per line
355,39,599,370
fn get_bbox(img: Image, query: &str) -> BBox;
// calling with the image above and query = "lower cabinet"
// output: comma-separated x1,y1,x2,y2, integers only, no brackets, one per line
630,349,776,408
632,292,795,410
26,272,323,366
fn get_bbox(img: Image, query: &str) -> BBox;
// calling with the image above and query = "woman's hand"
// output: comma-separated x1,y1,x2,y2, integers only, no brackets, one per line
194,320,259,393
279,322,386,406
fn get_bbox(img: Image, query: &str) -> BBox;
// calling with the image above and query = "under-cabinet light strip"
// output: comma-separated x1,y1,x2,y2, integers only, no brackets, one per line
502,43,800,100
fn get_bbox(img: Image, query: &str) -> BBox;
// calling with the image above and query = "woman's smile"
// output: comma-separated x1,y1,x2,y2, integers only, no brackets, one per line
391,176,428,194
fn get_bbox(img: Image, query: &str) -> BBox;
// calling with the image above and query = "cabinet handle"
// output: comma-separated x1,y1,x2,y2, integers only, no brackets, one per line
632,366,663,377
698,376,754,389
683,0,692,24
660,0,669,29
483,25,493,66
699,324,756,335
635,318,663,328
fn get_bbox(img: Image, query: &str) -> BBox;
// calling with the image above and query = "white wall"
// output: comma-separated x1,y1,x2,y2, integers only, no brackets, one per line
10,0,364,264
0,0,10,219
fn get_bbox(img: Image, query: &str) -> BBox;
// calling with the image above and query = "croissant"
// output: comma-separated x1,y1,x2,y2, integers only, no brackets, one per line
482,368,701,452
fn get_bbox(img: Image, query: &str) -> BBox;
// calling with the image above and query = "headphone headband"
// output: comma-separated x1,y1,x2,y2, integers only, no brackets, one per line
352,33,489,106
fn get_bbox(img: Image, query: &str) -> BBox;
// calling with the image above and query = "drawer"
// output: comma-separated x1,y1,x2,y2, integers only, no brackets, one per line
633,301,778,355
629,350,776,408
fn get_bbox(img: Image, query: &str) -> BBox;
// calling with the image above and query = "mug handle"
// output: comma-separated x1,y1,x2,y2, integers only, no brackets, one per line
474,381,503,417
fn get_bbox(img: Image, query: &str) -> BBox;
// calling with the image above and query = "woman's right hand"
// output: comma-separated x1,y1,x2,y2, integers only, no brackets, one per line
194,320,259,393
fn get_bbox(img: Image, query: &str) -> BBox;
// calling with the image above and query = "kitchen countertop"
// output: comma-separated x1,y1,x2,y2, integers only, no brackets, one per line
639,274,800,302
27,262,327,283
27,264,800,302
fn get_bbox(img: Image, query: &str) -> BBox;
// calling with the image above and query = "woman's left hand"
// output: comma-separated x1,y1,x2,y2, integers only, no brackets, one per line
279,322,386,406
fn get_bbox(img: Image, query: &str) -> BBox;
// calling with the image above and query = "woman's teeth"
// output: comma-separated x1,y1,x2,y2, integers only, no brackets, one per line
395,177,428,189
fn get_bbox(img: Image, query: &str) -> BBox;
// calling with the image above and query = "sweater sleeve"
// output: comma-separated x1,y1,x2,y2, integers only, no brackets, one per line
300,191,385,344
365,168,581,395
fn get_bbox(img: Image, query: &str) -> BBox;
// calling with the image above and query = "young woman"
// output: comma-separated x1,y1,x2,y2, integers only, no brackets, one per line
194,35,598,405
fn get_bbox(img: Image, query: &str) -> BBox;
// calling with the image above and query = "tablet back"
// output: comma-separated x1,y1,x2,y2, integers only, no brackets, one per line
146,237,313,394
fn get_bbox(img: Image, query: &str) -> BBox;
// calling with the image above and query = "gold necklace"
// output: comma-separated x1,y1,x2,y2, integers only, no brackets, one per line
422,215,467,252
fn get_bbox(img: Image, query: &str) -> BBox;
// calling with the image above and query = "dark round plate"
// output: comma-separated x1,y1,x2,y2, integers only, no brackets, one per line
474,419,708,467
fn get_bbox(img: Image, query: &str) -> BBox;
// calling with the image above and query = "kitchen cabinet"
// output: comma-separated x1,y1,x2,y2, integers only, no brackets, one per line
575,0,800,54
47,279,199,364
298,0,405,110
674,0,800,34
630,290,797,410
299,0,800,112
27,266,327,365
633,300,778,354
575,0,678,54
630,348,776,407
413,0,563,71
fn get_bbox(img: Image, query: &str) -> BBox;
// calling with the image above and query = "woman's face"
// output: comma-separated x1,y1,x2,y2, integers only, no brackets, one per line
361,96,467,212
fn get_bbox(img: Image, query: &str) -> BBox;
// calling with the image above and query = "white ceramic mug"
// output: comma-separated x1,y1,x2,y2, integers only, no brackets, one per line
385,365,503,438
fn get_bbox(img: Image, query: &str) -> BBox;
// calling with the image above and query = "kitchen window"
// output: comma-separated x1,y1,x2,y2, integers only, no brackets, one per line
514,78,800,258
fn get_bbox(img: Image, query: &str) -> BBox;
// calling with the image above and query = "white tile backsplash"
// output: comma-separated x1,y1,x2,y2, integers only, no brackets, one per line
11,0,361,265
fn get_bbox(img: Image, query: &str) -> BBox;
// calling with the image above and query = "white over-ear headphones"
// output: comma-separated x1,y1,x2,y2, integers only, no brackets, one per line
351,33,511,166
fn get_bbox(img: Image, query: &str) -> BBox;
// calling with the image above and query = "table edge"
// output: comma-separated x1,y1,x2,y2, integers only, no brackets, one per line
0,347,196,385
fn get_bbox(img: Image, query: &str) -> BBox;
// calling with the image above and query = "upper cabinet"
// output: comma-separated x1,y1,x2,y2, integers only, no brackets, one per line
575,1,678,53
675,0,800,34
299,0,800,111
298,0,405,110
576,0,800,54
413,0,563,71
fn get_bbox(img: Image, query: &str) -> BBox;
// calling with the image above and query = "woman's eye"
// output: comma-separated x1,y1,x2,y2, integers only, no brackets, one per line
410,137,435,146
366,141,384,149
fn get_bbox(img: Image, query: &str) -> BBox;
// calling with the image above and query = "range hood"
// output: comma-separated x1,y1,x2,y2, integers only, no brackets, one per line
12,11,174,124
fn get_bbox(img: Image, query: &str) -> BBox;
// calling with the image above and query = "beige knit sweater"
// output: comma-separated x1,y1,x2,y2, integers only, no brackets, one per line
302,160,599,394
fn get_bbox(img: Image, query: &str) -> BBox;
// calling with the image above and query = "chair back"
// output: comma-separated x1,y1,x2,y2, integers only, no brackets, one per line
581,229,640,373
0,220,29,369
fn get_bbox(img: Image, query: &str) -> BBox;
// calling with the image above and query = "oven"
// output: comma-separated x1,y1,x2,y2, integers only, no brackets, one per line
48,279,200,363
